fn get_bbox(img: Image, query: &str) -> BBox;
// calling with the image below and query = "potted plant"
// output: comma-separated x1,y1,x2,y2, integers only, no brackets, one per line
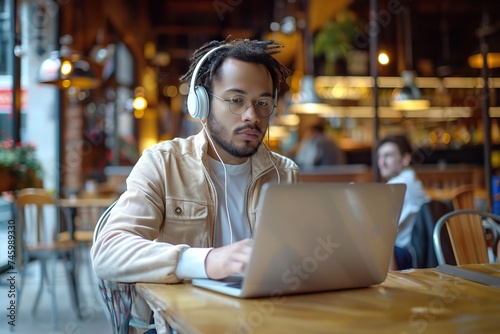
313,10,365,76
0,138,43,192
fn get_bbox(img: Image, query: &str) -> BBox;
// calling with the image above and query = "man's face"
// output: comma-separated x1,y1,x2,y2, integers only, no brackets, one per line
206,58,274,164
377,142,410,179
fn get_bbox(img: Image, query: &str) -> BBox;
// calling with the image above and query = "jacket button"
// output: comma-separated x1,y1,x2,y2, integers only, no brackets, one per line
174,207,182,215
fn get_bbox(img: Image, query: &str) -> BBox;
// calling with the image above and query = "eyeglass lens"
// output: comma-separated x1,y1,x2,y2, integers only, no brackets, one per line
228,95,275,117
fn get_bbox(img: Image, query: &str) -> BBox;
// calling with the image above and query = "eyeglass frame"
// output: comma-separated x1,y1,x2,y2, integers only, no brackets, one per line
209,93,276,118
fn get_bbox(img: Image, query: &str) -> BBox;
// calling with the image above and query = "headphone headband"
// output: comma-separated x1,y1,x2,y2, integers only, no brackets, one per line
187,45,228,120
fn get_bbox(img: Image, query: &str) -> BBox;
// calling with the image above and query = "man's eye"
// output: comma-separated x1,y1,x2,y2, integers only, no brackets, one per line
229,96,245,104
257,100,270,107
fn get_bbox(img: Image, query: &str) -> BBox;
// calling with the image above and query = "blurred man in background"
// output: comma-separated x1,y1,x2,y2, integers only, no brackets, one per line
377,134,429,270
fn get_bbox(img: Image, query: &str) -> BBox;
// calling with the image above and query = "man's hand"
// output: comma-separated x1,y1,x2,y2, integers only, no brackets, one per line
205,238,253,280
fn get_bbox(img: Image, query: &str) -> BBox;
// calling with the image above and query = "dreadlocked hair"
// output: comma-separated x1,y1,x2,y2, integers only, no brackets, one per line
179,39,291,94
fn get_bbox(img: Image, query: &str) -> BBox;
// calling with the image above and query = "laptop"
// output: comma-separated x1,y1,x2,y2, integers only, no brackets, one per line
191,182,406,298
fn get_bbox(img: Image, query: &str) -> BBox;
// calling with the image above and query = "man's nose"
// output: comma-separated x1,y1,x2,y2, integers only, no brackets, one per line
242,103,260,121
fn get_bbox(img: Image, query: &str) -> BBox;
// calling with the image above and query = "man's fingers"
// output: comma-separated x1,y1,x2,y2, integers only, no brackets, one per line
205,238,253,279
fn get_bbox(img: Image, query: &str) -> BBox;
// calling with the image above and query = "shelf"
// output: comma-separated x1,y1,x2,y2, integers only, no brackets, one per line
309,75,499,119
314,106,473,119
315,76,500,89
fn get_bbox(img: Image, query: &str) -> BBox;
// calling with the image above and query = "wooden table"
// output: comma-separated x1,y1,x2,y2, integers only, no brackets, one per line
59,195,117,239
59,195,117,209
425,187,487,203
136,264,500,333
59,195,117,287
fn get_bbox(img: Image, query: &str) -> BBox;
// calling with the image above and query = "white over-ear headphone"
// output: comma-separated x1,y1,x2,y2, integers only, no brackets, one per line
187,45,279,121
187,45,228,120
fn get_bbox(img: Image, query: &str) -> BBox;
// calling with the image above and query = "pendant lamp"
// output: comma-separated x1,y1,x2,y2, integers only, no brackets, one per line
391,70,430,111
289,75,331,114
38,35,100,90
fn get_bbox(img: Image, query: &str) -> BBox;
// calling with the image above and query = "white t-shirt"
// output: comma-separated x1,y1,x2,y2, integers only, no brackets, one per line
207,156,252,247
175,156,252,279
387,167,430,248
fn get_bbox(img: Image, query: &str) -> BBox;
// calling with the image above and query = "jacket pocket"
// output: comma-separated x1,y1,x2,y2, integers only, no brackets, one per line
163,198,209,245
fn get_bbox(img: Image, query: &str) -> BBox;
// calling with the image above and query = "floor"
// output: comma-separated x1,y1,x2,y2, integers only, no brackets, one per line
0,247,113,334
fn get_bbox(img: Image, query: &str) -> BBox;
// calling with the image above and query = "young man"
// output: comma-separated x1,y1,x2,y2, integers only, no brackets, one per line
91,39,300,333
377,135,429,270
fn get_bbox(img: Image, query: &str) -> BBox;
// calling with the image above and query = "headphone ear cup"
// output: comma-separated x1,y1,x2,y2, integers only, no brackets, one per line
195,86,210,120
187,85,210,120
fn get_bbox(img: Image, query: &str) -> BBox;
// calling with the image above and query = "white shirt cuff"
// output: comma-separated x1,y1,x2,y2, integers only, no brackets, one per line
175,247,213,280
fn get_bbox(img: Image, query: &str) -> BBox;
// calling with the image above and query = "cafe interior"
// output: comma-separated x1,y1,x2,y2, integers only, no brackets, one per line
1,0,500,333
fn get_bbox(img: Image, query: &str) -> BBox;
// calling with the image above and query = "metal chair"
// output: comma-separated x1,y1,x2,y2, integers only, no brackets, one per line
433,209,500,265
15,188,82,330
93,200,156,334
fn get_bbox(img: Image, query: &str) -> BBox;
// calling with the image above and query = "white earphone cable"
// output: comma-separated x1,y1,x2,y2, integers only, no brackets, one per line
266,125,281,184
201,121,234,245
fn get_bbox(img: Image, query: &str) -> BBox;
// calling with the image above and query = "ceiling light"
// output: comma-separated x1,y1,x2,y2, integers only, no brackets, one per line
468,52,500,69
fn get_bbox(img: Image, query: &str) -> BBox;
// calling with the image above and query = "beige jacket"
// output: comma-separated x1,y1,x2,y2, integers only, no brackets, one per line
91,129,300,333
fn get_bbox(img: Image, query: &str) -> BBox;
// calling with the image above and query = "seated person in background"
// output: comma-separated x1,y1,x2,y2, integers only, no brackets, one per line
377,134,430,270
293,119,346,168
91,39,300,333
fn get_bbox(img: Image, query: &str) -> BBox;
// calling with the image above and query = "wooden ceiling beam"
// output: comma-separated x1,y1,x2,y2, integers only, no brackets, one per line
164,1,215,12
102,0,151,78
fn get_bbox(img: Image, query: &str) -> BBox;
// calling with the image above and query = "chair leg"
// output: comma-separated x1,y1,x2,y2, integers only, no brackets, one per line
64,250,83,320
49,256,59,330
32,259,47,317
83,242,98,296
78,241,100,300
16,259,25,316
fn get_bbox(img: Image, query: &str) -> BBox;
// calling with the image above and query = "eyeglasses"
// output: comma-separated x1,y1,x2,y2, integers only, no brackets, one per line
209,93,276,118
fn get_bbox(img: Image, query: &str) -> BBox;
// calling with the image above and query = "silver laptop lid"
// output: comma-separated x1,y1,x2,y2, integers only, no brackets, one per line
238,182,405,297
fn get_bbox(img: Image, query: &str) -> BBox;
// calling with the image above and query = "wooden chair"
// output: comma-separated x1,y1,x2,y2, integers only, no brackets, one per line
72,205,104,292
450,184,477,210
450,184,499,256
15,189,82,330
433,209,500,265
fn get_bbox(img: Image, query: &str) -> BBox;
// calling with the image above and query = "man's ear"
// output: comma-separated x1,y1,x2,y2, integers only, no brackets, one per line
401,152,412,167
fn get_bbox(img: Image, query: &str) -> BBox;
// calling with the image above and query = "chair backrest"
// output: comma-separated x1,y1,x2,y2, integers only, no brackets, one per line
93,200,117,243
16,190,58,248
92,200,153,334
433,209,500,265
450,184,476,210
15,189,63,269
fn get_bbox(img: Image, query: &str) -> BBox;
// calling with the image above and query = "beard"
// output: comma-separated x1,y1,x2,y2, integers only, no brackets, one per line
206,115,265,158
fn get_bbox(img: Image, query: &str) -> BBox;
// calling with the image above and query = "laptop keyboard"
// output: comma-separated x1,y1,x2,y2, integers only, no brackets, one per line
226,282,242,289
